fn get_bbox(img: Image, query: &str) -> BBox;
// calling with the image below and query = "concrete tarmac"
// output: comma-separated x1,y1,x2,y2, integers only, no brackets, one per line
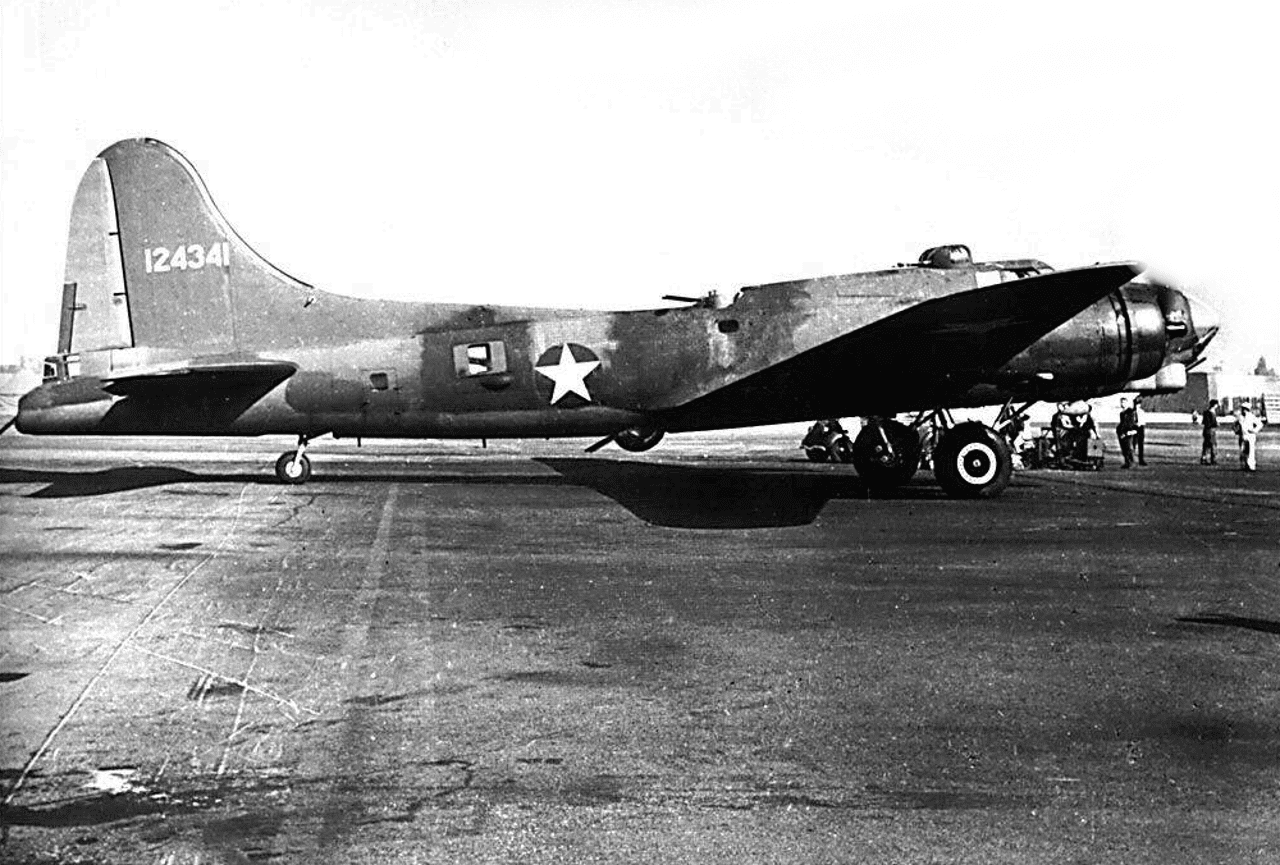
1,428,1278,863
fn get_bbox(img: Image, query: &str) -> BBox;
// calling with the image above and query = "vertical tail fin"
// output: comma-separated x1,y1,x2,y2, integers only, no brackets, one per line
60,138,312,360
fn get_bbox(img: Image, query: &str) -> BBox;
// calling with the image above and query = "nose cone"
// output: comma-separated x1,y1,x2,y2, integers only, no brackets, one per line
1151,279,1219,367
1185,290,1220,362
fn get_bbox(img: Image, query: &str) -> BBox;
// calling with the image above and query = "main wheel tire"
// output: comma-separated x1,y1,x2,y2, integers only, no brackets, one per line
933,422,1012,499
805,447,830,463
852,419,922,489
615,427,665,452
275,451,312,484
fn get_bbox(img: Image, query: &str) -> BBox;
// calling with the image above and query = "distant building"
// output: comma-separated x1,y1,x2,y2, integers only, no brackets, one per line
1144,371,1278,420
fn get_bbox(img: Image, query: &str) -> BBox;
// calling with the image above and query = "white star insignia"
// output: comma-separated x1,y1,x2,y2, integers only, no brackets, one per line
535,344,601,404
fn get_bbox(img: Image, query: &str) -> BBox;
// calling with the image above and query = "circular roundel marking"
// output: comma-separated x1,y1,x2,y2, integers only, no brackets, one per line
534,343,602,406
955,441,998,485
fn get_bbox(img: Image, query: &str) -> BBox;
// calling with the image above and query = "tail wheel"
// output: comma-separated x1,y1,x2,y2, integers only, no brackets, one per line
275,451,312,484
852,419,922,489
615,427,665,452
933,422,1012,499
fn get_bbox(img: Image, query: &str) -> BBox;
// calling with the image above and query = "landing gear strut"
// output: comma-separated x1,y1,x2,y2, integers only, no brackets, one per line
275,435,312,484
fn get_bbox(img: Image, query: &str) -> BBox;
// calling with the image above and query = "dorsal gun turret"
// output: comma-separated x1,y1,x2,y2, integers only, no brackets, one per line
917,244,973,269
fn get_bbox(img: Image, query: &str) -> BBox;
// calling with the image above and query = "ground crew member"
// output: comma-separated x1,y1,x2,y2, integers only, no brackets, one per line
1237,405,1264,472
1051,403,1070,457
1200,399,1219,465
1116,399,1138,468
1133,396,1148,465
1075,404,1098,461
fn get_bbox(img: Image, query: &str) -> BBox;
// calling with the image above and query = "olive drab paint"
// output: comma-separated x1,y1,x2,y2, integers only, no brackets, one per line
16,139,1219,497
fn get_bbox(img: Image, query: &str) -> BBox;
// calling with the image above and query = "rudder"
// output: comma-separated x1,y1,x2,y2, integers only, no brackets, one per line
60,156,133,355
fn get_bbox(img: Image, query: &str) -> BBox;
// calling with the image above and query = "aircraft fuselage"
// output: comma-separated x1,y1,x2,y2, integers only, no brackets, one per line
18,260,1201,440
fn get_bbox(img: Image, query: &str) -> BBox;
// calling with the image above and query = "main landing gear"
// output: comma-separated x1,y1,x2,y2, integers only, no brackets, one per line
931,421,1012,499
275,435,312,484
844,412,1013,498
852,418,921,490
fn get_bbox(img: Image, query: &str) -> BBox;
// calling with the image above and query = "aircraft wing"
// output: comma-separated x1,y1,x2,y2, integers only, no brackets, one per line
662,262,1142,426
101,360,298,397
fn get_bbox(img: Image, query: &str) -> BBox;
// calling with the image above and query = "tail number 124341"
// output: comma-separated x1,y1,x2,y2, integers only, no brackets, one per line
144,242,231,273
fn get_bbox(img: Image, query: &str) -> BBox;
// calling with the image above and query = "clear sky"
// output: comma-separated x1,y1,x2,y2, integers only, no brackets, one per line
2,1,1277,373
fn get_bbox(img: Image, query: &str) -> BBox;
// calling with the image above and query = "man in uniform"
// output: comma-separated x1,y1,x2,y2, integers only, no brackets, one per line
1075,403,1099,461
1051,403,1071,460
1133,396,1148,465
1200,399,1219,465
1116,398,1138,469
1237,405,1264,472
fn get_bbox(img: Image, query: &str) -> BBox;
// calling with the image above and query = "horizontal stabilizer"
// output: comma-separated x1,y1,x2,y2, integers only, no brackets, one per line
101,360,297,397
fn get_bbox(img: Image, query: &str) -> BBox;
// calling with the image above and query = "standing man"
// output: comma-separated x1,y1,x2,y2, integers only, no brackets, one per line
1133,396,1148,465
1076,403,1099,461
1200,399,1219,465
1237,405,1264,472
1116,399,1138,469
1051,403,1070,458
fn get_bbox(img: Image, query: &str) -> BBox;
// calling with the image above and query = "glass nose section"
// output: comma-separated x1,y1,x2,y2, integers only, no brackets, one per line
1184,290,1221,357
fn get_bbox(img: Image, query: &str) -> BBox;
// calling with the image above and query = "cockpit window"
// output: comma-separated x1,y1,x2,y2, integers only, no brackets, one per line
1005,266,1042,279
975,265,1052,288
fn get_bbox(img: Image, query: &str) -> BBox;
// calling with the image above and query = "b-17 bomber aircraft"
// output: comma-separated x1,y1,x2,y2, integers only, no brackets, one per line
14,138,1217,498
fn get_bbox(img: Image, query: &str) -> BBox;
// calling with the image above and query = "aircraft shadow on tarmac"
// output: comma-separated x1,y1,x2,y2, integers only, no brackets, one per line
534,458,947,528
0,460,947,529
1177,614,1280,636
0,466,212,498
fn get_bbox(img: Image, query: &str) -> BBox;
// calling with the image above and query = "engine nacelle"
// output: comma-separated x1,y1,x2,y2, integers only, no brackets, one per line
991,281,1206,402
